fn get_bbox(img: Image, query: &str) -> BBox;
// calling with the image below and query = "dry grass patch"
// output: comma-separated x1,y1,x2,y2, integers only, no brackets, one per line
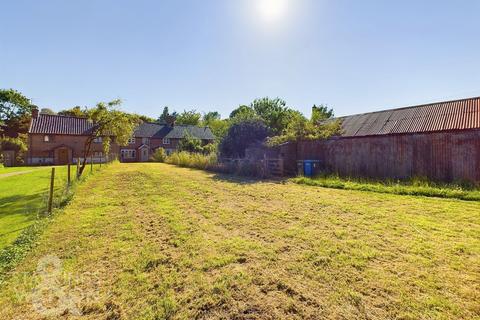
0,163,478,319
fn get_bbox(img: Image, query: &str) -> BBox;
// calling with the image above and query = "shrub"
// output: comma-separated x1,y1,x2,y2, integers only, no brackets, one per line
178,131,203,153
0,136,27,164
150,148,167,162
219,119,270,158
165,151,270,179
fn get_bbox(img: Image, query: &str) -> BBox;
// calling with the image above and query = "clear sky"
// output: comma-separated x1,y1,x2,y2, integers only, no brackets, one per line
1,0,480,118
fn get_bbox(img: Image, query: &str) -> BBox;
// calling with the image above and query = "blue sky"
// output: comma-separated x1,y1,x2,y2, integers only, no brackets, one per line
1,0,479,118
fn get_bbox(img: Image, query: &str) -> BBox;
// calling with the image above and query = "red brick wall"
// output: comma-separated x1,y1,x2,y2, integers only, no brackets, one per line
28,133,120,164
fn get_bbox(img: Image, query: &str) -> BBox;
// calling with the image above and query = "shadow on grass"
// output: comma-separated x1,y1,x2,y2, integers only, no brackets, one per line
210,172,287,185
0,192,47,218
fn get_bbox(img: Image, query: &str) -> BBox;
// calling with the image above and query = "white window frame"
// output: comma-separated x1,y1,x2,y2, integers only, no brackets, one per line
93,137,103,143
142,137,150,145
44,135,50,142
163,138,170,145
128,137,136,145
121,149,136,159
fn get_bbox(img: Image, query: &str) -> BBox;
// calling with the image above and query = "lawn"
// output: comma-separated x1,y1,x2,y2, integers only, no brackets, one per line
0,164,101,250
0,166,45,175
0,163,478,319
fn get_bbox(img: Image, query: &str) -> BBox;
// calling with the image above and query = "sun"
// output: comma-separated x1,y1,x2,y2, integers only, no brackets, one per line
256,0,289,24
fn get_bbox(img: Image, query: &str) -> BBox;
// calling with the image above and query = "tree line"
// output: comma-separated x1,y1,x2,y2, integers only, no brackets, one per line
1,88,341,168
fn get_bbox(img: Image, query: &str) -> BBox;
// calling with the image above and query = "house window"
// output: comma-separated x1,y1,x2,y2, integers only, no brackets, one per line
128,137,136,144
44,135,51,142
142,137,150,145
163,138,170,145
93,152,103,157
121,150,136,159
93,137,103,143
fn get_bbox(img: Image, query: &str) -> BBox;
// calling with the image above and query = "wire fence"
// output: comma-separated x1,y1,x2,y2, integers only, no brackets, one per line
0,157,117,278
47,156,117,214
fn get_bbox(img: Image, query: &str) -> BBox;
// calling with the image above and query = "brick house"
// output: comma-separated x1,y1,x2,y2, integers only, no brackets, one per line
120,122,215,162
27,109,111,165
27,109,215,165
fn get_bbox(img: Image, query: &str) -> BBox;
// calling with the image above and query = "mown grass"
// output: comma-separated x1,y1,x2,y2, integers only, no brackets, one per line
0,166,44,174
0,164,105,251
0,166,70,249
292,174,480,201
0,163,478,319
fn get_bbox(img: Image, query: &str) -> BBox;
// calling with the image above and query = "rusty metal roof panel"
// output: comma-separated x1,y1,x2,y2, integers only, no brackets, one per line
339,97,480,137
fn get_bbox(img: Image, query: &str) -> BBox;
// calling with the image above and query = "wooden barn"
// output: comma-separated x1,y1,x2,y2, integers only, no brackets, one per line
292,97,480,183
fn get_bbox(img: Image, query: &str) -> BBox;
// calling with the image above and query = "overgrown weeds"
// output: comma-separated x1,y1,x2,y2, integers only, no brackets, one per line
165,151,217,170
165,151,267,178
292,174,480,201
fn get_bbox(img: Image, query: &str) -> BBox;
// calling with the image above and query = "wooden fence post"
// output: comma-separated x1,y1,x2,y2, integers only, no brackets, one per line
90,155,93,173
67,163,71,185
48,168,55,213
279,159,284,177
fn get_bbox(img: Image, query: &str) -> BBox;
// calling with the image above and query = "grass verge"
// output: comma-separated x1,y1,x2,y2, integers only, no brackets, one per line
0,163,112,283
292,175,480,201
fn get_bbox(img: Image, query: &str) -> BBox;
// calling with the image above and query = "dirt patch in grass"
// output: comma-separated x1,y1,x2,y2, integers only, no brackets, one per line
0,163,478,319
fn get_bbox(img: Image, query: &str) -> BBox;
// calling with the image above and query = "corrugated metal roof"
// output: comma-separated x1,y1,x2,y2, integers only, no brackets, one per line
29,114,95,135
30,115,216,140
338,97,480,137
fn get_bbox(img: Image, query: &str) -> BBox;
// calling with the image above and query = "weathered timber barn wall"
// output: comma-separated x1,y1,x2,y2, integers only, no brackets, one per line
296,129,480,182
289,97,480,182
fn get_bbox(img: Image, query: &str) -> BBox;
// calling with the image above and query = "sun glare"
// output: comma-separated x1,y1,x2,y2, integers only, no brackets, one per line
256,0,289,24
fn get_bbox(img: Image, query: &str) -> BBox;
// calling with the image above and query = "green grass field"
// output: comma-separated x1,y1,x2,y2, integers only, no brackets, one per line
0,163,478,319
0,164,102,250
292,175,480,201
0,166,44,175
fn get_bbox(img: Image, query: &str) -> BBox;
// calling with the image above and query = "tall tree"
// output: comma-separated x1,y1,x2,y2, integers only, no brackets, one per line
78,100,140,176
157,106,177,123
202,111,228,139
58,106,88,117
230,98,299,135
229,105,258,121
250,97,298,135
40,108,56,115
0,89,35,136
176,109,202,126
267,111,341,146
203,111,221,124
311,104,334,123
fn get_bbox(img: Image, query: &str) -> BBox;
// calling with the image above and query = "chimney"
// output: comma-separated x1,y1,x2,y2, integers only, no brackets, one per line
31,107,39,119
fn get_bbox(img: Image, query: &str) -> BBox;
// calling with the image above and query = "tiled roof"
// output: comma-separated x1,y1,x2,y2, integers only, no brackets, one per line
29,114,95,135
135,123,216,140
338,97,480,137
29,115,216,140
